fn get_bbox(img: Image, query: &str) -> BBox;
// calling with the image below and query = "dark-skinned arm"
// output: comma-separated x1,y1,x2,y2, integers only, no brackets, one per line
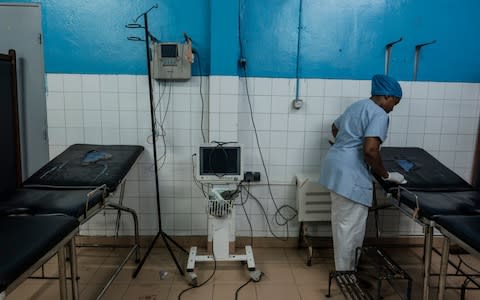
332,123,338,138
363,137,388,179
329,123,339,145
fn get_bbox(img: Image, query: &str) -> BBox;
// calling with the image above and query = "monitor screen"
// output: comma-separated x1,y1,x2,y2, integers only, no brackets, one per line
161,44,178,58
197,144,243,182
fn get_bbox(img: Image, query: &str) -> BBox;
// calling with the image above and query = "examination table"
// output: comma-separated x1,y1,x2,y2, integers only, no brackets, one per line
377,147,480,300
0,144,144,300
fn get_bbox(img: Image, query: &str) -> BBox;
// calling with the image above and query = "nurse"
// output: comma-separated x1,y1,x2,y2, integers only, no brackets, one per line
319,74,406,271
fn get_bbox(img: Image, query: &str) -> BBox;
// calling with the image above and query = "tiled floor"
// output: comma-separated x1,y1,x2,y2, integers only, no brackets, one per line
5,245,480,300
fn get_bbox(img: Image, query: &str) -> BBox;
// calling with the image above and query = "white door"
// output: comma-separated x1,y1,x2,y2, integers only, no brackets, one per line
0,3,49,178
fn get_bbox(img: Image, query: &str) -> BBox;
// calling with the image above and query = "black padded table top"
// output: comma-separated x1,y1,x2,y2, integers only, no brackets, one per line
0,188,105,219
0,215,78,291
378,147,473,192
395,190,480,220
435,215,480,253
23,144,144,192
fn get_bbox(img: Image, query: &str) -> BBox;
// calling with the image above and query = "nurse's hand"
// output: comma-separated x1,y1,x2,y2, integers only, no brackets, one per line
383,171,407,184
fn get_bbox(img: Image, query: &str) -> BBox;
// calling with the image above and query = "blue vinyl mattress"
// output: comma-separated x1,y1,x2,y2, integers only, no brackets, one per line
378,147,473,192
23,144,144,192
0,215,78,291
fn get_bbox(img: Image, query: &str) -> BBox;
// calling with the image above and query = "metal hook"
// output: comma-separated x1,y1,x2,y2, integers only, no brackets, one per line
413,40,436,81
384,37,403,75
128,36,145,42
126,23,143,29
133,4,158,23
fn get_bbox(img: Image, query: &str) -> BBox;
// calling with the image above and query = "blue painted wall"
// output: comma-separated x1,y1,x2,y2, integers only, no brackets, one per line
4,0,480,81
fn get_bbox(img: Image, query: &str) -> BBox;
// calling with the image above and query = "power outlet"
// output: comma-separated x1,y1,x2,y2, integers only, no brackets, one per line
244,171,261,182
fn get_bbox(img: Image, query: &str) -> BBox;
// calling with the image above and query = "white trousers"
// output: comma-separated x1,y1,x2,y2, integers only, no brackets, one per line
331,192,369,271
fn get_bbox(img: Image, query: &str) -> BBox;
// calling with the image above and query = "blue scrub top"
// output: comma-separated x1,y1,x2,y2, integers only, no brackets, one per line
319,99,389,207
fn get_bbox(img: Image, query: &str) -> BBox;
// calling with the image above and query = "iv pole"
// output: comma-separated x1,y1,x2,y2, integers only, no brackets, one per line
126,4,188,278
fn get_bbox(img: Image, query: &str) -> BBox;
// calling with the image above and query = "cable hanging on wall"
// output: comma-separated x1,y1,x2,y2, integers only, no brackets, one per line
125,4,188,278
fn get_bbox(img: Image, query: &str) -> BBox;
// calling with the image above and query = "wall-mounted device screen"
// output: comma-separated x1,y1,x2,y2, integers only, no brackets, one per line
152,41,192,80
197,143,243,183
161,44,178,58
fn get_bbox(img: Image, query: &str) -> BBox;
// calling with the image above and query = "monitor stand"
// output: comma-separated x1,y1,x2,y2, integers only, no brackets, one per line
186,184,262,285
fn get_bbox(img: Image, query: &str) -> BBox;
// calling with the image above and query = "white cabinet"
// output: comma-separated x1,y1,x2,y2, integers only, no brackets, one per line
296,174,331,222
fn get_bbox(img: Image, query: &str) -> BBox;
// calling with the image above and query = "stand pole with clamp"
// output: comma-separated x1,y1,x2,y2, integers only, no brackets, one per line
126,4,188,278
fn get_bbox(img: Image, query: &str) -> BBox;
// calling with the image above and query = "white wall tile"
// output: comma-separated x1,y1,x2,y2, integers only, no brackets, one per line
84,127,102,144
443,100,461,117
219,113,238,131
220,76,239,94
270,114,288,131
48,127,66,145
101,93,119,110
461,83,480,100
63,74,82,92
47,74,64,92
82,74,100,92
324,79,342,97
253,95,272,113
118,93,137,111
271,96,290,114
118,75,137,93
323,97,343,115
47,92,65,110
287,131,305,148
65,110,84,127
120,129,139,144
64,92,83,110
66,127,84,144
427,82,445,99
47,110,65,127
342,80,360,97
101,110,120,128
287,114,305,131
100,75,118,92
410,82,428,99
426,99,443,116
102,128,120,144
253,113,271,131
444,82,462,99
254,77,272,95
119,111,138,129
272,78,295,96
83,92,101,110
83,110,101,128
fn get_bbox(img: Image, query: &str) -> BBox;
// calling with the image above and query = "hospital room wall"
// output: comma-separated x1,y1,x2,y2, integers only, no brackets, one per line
45,74,480,237
8,0,479,237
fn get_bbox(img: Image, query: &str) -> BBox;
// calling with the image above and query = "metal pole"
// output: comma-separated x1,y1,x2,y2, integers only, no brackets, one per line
413,40,436,81
423,226,433,300
384,37,403,75
438,237,450,300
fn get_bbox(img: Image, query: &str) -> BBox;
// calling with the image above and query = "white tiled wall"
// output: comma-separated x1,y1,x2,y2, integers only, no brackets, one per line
46,74,480,238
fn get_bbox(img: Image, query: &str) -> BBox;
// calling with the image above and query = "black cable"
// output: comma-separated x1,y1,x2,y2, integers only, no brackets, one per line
178,251,217,300
239,183,253,246
237,0,297,236
241,185,292,241
191,154,207,197
192,48,207,143
235,278,253,300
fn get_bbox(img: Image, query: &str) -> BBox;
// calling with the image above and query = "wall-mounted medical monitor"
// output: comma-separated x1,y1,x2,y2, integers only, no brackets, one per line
196,143,243,183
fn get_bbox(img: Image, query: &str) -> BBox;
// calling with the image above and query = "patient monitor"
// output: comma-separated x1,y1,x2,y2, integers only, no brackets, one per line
187,143,260,285
151,41,192,80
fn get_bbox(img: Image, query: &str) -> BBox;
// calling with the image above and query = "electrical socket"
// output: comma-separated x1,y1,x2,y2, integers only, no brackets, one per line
244,171,260,182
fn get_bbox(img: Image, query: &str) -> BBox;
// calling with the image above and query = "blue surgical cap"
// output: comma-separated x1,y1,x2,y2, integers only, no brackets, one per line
371,74,402,99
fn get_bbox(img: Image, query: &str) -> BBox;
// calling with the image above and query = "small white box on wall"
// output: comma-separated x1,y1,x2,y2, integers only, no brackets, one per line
295,174,331,222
